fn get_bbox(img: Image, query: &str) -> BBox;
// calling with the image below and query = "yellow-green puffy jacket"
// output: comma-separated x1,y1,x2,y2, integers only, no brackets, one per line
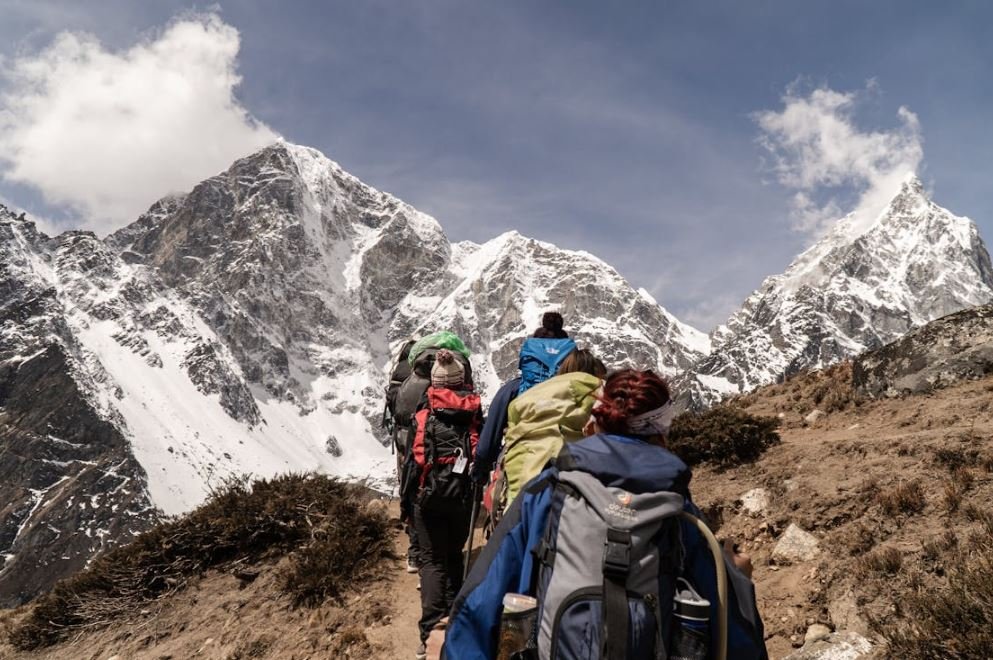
501,371,601,509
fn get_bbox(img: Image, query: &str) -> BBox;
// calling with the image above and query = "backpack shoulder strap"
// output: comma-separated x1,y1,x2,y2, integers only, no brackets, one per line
602,527,632,660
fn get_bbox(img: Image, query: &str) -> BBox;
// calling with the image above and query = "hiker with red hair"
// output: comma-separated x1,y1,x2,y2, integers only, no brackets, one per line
436,368,767,660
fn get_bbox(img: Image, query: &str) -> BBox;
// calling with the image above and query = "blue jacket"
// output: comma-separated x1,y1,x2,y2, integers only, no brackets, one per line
443,434,768,660
470,377,521,483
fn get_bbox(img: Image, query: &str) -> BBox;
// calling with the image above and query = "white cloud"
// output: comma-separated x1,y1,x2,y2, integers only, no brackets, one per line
755,84,923,236
0,13,277,233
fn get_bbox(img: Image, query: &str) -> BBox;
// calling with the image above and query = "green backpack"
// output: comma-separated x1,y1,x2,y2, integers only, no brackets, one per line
499,371,602,510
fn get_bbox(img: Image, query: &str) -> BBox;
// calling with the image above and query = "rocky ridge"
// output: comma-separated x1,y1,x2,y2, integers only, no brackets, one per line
680,176,993,408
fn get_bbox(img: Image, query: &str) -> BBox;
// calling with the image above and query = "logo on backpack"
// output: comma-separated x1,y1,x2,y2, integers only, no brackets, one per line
517,337,577,395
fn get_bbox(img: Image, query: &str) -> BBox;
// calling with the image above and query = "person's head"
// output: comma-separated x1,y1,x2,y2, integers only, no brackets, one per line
431,349,465,389
532,311,568,339
588,369,674,444
557,348,607,379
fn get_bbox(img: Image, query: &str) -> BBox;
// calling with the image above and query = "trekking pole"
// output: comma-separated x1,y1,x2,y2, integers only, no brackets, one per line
463,483,483,580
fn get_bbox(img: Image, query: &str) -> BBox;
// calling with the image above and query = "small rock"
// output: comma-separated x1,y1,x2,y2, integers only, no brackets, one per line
325,435,343,457
772,523,821,564
739,488,770,516
847,423,861,430
829,590,869,636
783,631,872,659
783,478,799,493
805,409,826,424
804,623,832,645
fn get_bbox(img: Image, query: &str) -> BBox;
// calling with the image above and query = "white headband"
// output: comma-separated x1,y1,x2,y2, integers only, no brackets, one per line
625,401,677,437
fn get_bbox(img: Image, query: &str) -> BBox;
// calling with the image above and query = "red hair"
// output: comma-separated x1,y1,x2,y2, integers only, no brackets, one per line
594,369,671,435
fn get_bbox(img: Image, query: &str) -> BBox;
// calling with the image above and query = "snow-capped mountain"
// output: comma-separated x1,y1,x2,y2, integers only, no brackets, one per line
679,176,993,408
0,142,708,604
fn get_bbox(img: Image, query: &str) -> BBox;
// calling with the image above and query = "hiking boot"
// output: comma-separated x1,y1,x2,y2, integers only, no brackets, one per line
414,641,427,660
406,556,419,574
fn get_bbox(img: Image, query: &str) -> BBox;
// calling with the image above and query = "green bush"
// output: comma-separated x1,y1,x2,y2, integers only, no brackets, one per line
668,407,781,469
10,474,393,650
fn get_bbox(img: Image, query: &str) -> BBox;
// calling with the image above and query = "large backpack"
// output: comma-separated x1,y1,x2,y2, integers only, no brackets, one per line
393,333,473,453
383,339,417,450
411,387,481,514
491,372,601,515
518,338,577,395
530,468,687,659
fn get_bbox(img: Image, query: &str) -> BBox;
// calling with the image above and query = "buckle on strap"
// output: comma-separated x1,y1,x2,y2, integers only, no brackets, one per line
602,528,631,577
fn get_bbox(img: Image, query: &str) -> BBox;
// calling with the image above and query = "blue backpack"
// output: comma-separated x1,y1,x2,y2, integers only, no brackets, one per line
517,338,576,395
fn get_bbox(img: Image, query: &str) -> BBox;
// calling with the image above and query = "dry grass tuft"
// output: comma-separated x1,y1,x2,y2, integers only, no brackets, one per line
857,546,903,578
882,517,993,658
876,480,926,516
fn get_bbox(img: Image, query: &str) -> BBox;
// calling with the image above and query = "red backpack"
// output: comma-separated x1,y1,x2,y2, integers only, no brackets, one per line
410,387,482,513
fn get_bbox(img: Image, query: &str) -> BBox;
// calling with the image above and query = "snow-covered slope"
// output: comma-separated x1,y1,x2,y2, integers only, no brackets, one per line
680,176,993,408
0,142,707,603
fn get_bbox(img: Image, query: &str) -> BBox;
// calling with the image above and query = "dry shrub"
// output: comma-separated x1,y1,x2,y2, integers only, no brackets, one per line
943,481,964,513
841,522,876,557
668,407,780,469
876,480,926,516
882,521,993,658
9,474,393,650
857,546,903,578
932,447,980,471
921,531,958,564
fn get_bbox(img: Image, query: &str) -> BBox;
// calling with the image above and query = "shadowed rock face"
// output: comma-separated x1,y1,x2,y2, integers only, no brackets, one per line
854,304,993,398
0,215,157,605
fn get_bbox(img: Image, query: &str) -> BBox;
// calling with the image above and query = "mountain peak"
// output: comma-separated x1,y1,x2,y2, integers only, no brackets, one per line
682,181,993,409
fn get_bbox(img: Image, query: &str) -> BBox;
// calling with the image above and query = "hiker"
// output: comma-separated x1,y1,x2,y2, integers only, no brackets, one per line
470,312,576,490
399,349,483,660
394,332,474,574
438,368,768,659
385,339,417,472
485,348,607,520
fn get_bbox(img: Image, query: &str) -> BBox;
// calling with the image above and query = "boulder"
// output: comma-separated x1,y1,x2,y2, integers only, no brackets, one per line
772,524,821,564
739,488,770,516
783,631,872,660
854,304,993,398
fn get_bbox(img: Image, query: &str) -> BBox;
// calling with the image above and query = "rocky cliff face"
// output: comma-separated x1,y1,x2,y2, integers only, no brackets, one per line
854,303,993,398
0,142,709,604
0,213,156,606
679,177,993,408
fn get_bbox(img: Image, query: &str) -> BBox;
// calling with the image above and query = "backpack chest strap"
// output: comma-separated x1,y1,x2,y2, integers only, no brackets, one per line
602,527,631,660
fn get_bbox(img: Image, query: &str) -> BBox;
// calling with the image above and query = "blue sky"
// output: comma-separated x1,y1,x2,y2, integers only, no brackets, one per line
1,1,991,330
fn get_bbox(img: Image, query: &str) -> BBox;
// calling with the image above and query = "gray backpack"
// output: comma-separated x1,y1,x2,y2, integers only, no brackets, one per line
531,470,687,659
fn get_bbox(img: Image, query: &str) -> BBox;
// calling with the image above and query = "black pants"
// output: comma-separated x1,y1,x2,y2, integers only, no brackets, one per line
413,503,471,642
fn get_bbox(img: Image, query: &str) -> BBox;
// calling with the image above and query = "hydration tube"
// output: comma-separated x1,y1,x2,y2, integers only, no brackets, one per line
680,511,729,660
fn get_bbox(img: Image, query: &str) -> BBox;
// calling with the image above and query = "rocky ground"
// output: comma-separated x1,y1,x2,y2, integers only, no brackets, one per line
2,363,992,659
694,363,993,658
